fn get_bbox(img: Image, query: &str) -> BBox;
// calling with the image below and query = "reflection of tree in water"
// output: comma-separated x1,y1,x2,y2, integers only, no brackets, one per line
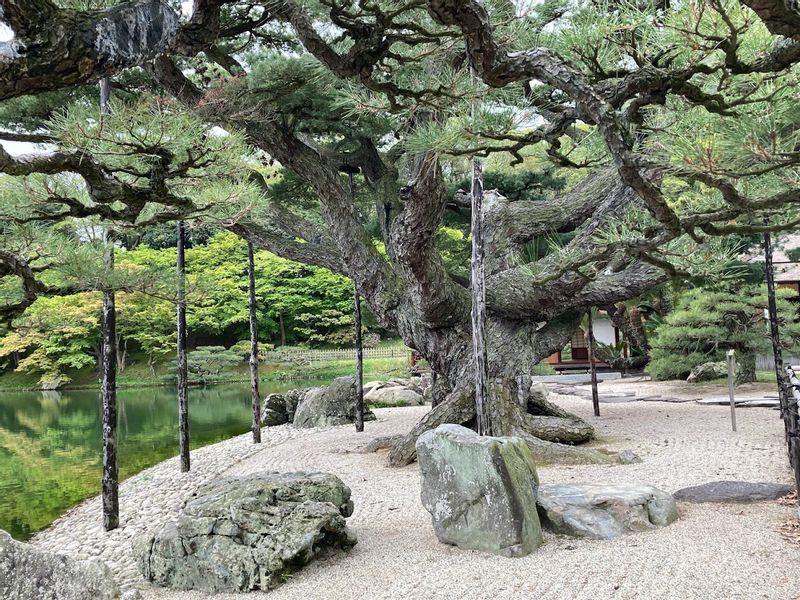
0,380,308,540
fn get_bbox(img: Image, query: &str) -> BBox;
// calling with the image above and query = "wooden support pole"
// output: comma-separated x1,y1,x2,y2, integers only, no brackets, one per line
99,76,118,532
247,241,261,444
354,285,364,432
471,158,490,436
727,349,737,433
586,310,600,418
784,367,800,499
176,220,190,472
764,231,793,453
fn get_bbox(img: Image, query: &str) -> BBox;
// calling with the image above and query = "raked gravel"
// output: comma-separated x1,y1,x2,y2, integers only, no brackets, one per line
31,382,800,600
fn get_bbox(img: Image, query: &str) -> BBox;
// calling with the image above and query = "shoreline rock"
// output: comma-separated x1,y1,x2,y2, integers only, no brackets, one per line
135,472,357,593
261,376,375,428
0,529,124,600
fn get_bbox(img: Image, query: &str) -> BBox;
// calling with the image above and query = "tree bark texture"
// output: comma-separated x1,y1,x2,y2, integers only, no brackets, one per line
99,77,118,532
586,311,600,418
247,241,261,444
470,159,490,436
176,220,190,472
354,286,365,432
101,230,118,531
764,232,794,465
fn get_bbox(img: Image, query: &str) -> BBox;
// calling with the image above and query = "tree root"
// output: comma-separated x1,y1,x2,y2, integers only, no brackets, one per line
521,414,594,444
387,388,472,467
514,429,617,465
387,381,615,467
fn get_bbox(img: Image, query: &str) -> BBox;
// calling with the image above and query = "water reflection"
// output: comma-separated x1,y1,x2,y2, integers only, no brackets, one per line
0,380,310,540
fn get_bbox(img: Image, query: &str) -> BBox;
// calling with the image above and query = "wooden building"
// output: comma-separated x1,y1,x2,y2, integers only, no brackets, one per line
545,312,625,371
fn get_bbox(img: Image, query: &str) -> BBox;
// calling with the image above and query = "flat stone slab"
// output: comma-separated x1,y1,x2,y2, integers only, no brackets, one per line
537,483,678,540
673,481,793,503
531,373,622,383
640,396,699,403
549,386,697,404
739,399,781,408
696,397,779,407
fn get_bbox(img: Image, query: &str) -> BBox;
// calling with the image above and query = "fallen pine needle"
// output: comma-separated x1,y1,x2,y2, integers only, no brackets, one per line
776,518,800,546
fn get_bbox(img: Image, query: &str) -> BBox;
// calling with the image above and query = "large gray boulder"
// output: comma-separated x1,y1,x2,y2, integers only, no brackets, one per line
416,424,543,557
136,472,356,593
687,361,728,383
0,530,122,600
674,481,793,503
293,376,375,428
537,483,679,539
364,385,424,407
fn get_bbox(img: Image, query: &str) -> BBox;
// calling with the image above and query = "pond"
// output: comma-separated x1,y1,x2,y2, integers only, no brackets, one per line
0,380,318,540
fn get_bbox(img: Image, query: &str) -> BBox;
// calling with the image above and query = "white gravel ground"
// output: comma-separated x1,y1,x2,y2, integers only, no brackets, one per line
31,381,800,600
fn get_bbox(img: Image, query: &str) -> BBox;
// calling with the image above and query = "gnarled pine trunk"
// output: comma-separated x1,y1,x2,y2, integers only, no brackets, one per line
385,312,613,467
228,164,642,470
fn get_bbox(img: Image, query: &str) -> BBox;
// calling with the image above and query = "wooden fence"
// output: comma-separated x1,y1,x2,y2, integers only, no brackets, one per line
757,354,800,371
266,346,412,363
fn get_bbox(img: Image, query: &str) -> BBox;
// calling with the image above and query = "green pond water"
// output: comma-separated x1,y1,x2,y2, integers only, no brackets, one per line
0,380,316,540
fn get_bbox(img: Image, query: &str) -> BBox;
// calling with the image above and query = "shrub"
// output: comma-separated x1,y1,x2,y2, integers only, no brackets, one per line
647,286,800,382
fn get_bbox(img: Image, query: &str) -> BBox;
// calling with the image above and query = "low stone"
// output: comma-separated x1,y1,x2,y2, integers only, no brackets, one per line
261,393,290,426
293,376,375,428
356,434,403,453
264,393,284,412
364,386,424,406
136,472,357,593
687,361,728,383
530,381,549,404
416,424,543,557
0,529,121,600
617,449,642,464
362,380,386,395
261,408,286,426
673,481,793,503
537,483,679,539
404,376,429,396
284,389,302,422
